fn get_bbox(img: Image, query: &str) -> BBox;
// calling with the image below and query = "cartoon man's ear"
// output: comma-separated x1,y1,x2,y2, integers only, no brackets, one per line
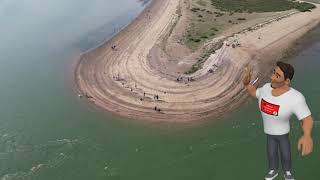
285,78,291,85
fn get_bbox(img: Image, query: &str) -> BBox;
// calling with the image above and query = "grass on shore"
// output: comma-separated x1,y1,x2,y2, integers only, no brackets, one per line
183,0,316,50
210,0,315,13
304,0,320,4
182,0,316,74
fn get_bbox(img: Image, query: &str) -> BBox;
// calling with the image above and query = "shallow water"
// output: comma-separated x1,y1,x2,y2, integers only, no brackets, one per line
0,0,319,179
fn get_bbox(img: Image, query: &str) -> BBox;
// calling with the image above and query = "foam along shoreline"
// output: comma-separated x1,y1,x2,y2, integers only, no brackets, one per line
75,0,320,122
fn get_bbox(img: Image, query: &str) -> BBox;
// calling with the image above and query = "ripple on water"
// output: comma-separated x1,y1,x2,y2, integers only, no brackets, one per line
0,136,81,180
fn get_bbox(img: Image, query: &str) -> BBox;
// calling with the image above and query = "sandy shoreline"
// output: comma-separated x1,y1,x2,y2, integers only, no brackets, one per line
74,0,320,122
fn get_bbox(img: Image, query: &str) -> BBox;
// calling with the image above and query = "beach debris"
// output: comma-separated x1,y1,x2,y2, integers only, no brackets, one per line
224,40,230,46
85,93,93,99
111,45,117,50
231,39,241,48
176,77,183,82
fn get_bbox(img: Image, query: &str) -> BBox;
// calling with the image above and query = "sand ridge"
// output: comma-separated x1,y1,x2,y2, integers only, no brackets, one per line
75,0,320,122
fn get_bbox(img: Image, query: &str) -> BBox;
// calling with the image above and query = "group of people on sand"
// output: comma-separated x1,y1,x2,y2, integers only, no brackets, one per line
176,76,194,82
154,106,161,112
111,73,163,112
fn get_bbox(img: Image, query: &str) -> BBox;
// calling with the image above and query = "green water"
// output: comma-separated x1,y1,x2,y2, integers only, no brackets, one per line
0,0,319,179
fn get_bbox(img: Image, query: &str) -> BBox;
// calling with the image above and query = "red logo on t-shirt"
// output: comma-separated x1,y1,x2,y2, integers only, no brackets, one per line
261,98,280,116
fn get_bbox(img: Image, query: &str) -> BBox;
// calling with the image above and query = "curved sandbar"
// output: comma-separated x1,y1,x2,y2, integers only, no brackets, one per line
75,0,320,122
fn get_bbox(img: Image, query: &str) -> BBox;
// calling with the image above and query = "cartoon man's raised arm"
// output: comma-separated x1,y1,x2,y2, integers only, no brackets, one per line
243,65,258,98
298,115,314,156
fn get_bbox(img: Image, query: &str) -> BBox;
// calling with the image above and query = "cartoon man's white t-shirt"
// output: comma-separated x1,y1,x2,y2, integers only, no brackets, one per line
256,83,311,135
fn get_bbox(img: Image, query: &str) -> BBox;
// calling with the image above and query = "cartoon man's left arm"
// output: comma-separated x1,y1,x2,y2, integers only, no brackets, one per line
298,115,314,156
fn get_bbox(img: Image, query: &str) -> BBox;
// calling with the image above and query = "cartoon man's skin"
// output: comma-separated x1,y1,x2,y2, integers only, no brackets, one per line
243,61,314,180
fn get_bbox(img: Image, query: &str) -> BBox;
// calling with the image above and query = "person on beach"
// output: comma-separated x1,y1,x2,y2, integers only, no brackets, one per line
243,61,314,180
111,45,117,50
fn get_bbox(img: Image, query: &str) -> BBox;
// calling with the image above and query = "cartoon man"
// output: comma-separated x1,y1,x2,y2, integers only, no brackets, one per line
243,61,314,180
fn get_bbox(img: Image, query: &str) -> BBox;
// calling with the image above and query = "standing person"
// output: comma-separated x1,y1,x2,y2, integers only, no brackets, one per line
243,61,314,180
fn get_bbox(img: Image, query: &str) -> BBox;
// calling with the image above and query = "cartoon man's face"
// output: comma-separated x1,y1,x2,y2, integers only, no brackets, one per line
270,66,289,89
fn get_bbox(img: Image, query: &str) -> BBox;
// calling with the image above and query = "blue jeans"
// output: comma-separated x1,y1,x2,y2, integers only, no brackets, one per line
266,133,291,171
